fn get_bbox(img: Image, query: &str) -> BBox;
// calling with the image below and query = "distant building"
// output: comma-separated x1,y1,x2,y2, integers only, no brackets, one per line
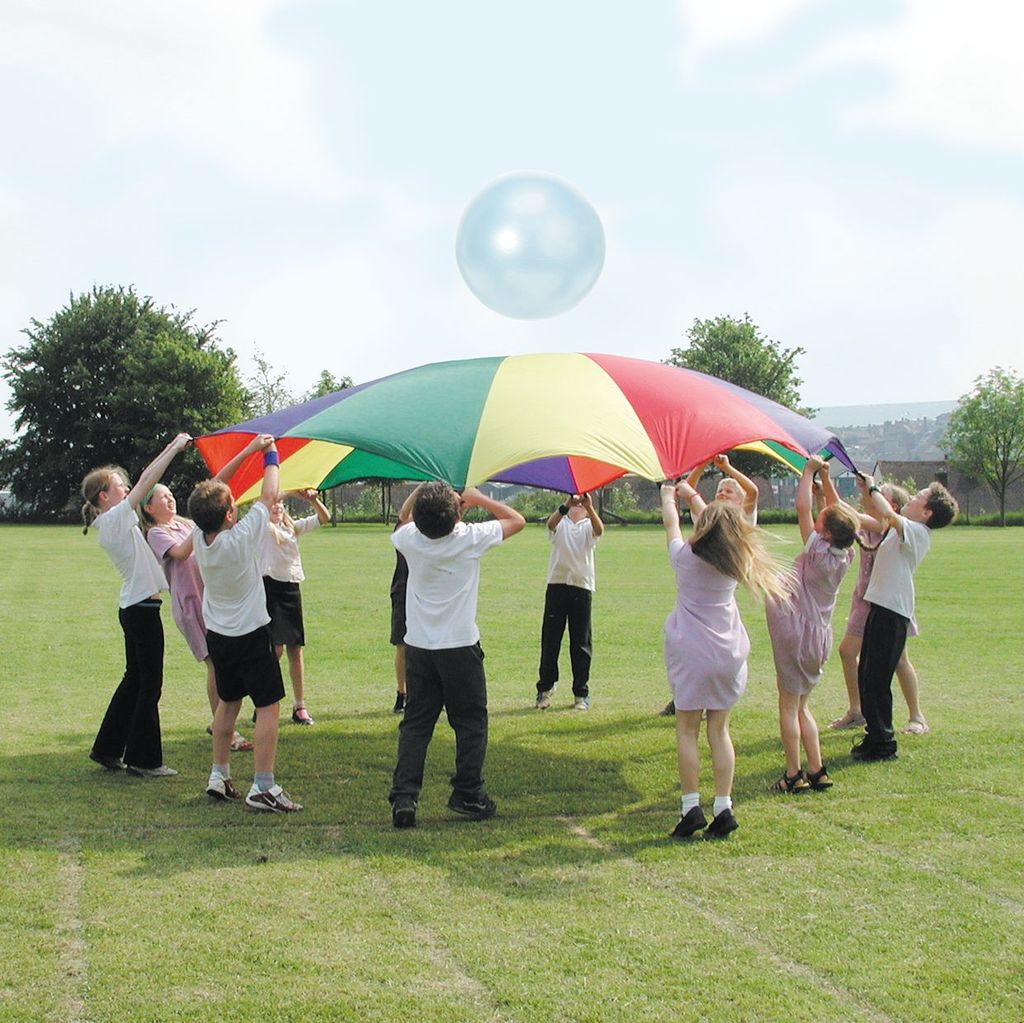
870,460,1024,519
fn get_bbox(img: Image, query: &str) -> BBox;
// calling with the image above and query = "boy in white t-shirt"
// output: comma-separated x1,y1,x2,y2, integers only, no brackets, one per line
188,435,303,812
388,482,525,828
851,474,958,761
534,492,604,711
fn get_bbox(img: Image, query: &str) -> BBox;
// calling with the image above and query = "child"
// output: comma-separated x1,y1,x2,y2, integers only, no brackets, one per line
389,543,408,713
142,484,253,752
188,434,303,811
661,479,790,838
261,488,330,725
534,492,604,711
765,457,859,792
81,432,192,777
659,452,760,716
388,482,525,829
851,475,958,761
830,483,929,735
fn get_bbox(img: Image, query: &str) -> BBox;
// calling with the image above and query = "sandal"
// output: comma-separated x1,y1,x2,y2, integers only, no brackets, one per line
230,732,254,752
292,707,315,726
902,717,930,735
828,710,866,730
773,770,810,793
806,765,833,791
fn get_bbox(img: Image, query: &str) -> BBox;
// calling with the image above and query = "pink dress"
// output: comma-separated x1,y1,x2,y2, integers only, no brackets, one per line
664,539,750,711
845,530,919,639
147,520,208,661
766,532,853,695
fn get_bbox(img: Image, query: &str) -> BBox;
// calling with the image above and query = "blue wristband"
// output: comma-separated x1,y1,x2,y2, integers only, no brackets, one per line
263,450,280,467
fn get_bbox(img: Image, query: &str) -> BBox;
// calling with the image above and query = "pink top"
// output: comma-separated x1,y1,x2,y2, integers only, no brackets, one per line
147,519,208,661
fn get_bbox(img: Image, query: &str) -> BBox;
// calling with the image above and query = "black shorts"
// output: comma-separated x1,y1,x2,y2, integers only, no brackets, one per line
263,577,305,647
206,625,286,708
390,587,407,647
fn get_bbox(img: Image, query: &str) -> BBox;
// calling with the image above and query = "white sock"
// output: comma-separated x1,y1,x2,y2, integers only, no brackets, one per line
210,762,229,781
713,796,732,817
681,792,700,814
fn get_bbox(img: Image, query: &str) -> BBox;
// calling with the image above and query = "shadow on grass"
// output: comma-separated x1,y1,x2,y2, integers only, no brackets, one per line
0,711,662,895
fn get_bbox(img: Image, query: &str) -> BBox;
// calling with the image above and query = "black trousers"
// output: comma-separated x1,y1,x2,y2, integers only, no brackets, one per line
390,643,488,802
92,601,165,769
537,583,593,697
857,603,909,748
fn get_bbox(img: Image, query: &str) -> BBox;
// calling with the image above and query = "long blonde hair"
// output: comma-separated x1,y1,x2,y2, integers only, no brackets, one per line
138,484,192,535
690,502,792,601
80,465,128,534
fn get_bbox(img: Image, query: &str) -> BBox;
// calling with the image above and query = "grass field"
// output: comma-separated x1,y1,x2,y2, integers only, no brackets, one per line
1,521,1022,1023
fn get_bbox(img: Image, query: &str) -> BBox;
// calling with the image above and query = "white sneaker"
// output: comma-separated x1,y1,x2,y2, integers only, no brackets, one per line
245,784,303,813
573,698,590,711
206,775,241,801
535,687,554,710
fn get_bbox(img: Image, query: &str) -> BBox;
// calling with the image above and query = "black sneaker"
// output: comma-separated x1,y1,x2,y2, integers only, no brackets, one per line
658,700,676,717
670,805,707,839
448,791,497,820
392,795,417,828
89,751,126,772
705,808,739,838
851,738,898,761
392,692,406,714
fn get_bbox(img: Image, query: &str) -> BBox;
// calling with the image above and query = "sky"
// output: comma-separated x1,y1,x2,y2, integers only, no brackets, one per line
2,0,1022,440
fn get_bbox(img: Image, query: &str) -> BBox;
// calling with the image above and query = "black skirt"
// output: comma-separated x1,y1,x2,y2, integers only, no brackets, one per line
263,577,305,647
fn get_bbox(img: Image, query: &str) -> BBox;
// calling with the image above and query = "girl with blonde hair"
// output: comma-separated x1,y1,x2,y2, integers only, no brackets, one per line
81,433,191,777
661,478,790,839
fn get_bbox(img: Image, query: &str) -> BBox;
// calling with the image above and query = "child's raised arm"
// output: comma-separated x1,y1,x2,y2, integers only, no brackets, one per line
257,439,279,509
660,483,683,546
396,483,425,525
460,487,525,539
855,474,900,536
685,459,712,491
297,488,330,525
795,459,819,543
215,433,275,486
127,433,191,510
714,454,758,517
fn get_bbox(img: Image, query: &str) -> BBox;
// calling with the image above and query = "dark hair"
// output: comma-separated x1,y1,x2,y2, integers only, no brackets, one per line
188,479,233,534
412,482,460,539
924,482,958,530
821,504,860,550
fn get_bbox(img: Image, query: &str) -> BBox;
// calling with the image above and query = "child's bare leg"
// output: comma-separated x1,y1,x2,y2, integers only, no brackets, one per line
212,698,241,765
704,709,735,798
797,694,823,774
286,645,305,705
253,702,280,775
674,709,702,793
896,652,929,733
204,658,218,717
777,687,802,776
831,633,866,728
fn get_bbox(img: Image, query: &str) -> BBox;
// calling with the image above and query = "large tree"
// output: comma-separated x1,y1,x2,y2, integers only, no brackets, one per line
0,285,248,516
666,314,813,477
943,366,1024,525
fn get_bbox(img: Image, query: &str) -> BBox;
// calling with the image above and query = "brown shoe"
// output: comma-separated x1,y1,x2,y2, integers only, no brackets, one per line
207,776,241,801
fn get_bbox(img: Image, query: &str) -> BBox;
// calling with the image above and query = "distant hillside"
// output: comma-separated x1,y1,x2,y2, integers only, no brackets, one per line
813,401,957,462
813,401,956,430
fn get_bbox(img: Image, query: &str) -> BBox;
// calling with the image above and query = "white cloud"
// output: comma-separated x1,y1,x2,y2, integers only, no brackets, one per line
801,0,1024,152
0,0,343,194
676,0,819,74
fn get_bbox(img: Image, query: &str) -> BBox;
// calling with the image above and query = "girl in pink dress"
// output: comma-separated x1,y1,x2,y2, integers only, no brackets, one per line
661,479,791,840
765,457,859,793
142,484,253,751
830,484,929,735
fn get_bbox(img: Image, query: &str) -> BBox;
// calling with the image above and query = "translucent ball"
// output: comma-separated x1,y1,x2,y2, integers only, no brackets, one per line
455,173,605,319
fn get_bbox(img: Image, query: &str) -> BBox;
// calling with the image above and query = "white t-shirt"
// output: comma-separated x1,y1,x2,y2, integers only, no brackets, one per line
193,501,271,637
392,520,504,649
863,516,931,619
260,514,319,583
96,499,168,608
546,516,600,591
